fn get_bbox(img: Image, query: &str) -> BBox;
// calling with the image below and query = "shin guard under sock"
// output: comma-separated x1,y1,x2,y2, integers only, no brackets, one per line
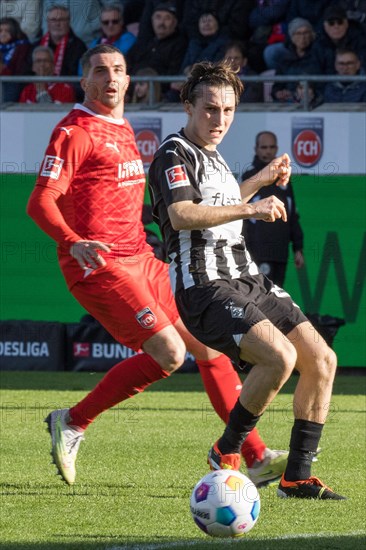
218,398,261,455
197,356,266,466
285,419,323,481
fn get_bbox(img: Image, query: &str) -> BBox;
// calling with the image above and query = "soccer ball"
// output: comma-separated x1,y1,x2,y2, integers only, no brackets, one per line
190,469,260,538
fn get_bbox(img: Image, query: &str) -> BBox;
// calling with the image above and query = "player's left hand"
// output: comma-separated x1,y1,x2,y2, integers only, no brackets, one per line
70,240,114,270
262,154,292,188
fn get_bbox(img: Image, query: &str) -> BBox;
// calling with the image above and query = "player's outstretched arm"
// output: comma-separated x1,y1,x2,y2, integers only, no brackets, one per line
240,153,291,203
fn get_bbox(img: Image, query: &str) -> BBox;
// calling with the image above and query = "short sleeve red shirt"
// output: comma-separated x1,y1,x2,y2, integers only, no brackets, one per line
36,104,151,286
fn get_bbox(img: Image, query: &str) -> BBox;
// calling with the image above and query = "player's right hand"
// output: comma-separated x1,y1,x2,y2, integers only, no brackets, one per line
70,240,114,270
249,195,287,223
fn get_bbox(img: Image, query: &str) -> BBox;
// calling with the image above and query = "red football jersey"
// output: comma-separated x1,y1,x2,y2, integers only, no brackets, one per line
35,104,151,286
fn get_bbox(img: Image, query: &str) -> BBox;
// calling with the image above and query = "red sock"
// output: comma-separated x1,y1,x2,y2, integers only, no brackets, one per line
69,353,169,430
197,355,266,467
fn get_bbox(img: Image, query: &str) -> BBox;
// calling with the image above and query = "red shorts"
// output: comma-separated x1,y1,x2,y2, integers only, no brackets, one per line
67,251,180,351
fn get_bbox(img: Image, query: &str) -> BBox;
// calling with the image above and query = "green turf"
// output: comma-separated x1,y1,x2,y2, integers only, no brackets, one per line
0,371,365,550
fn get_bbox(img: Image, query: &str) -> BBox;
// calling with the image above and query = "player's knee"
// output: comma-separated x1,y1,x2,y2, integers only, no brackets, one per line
158,339,187,373
316,345,337,383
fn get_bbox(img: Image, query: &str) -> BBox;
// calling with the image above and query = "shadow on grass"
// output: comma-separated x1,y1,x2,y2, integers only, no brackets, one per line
0,533,365,550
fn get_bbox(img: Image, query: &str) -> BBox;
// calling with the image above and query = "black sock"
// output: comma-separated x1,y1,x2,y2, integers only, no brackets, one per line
285,419,323,481
218,399,261,454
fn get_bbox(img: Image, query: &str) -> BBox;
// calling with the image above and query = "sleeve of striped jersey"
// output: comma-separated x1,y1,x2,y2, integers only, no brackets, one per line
152,141,202,207
36,125,93,194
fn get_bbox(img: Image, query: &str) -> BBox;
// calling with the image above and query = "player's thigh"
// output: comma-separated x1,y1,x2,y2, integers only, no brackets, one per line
239,318,295,368
173,317,222,361
70,254,179,351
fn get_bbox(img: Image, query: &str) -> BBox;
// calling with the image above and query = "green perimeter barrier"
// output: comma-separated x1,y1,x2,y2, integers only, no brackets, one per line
0,173,365,367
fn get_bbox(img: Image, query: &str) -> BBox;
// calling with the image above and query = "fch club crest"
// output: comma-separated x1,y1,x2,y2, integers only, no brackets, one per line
292,117,324,168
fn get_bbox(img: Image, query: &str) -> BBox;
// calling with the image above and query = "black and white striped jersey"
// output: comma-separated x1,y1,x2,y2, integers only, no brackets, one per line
149,129,259,294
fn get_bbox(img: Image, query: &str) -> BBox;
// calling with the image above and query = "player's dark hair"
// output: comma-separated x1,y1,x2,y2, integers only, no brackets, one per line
80,44,125,76
180,61,244,106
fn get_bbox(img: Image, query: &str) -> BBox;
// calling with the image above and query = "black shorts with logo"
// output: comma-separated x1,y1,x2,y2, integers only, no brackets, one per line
175,274,308,366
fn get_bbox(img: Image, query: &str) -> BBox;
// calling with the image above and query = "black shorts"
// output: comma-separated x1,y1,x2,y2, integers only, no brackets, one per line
175,274,308,366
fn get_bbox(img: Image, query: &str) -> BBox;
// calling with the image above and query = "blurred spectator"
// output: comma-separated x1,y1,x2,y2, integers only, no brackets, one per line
224,40,264,102
89,4,136,53
19,45,76,103
286,0,333,32
137,0,185,43
0,16,31,73
270,18,318,102
293,80,323,109
241,131,304,287
323,48,366,102
127,2,187,82
0,1,42,43
131,67,162,103
337,0,366,32
180,11,227,74
41,1,109,46
38,5,87,76
123,0,146,37
247,0,290,73
0,16,32,100
182,0,255,42
311,5,366,75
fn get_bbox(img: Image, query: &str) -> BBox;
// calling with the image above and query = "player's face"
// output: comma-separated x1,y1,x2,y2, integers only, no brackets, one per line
184,85,236,151
255,134,278,163
81,52,130,116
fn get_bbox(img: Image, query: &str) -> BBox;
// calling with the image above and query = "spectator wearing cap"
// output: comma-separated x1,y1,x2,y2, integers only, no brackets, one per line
270,18,318,102
126,2,187,84
137,0,185,43
323,48,366,102
311,5,366,75
89,5,136,54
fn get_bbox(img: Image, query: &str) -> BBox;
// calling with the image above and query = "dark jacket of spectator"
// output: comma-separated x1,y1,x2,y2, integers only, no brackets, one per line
311,13,366,74
323,69,366,102
241,156,304,264
271,40,318,99
38,28,86,76
286,0,333,30
183,0,255,41
127,29,187,76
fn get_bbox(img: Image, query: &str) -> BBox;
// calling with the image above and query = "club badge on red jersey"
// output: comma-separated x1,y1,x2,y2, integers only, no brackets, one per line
41,155,64,180
165,164,190,189
135,307,157,329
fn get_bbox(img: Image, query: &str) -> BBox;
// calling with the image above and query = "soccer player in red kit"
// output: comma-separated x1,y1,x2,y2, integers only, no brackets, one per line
27,44,287,486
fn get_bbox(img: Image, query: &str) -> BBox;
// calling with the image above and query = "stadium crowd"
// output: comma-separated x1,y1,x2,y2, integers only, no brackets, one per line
1,0,366,104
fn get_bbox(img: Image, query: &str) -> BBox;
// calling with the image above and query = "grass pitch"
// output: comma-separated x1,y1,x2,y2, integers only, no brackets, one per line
0,371,365,550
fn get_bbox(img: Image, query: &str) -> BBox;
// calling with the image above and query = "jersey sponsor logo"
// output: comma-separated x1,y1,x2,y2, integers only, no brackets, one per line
117,159,144,186
106,141,120,153
135,307,157,329
60,126,73,136
165,164,190,189
0,341,49,357
41,155,64,180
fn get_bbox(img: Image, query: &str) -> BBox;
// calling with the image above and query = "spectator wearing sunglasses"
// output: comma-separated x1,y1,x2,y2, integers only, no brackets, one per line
89,5,136,55
311,5,366,75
